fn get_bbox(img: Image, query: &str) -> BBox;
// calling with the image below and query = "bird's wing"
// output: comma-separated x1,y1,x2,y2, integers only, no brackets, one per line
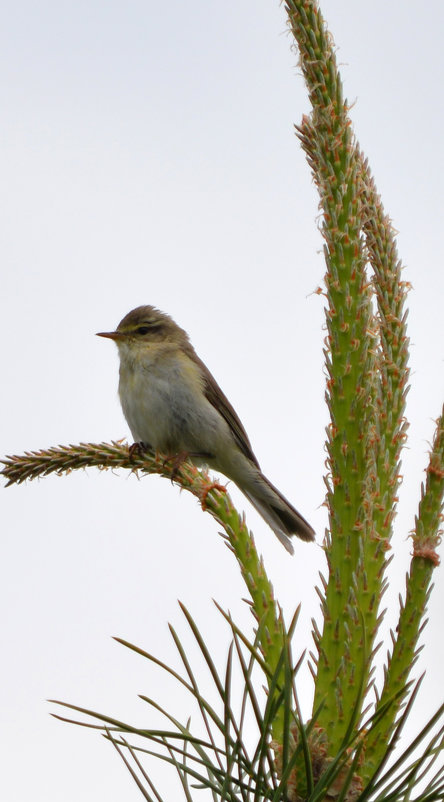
184,346,260,468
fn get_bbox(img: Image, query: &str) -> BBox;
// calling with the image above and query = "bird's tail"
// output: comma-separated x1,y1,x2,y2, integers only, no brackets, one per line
241,472,315,554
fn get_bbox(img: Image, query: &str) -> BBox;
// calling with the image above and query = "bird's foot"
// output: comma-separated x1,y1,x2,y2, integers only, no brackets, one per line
163,451,213,482
200,480,227,511
163,451,189,481
128,441,151,460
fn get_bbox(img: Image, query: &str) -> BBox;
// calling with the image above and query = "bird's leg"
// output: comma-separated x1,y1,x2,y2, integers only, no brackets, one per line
163,451,213,482
128,441,152,460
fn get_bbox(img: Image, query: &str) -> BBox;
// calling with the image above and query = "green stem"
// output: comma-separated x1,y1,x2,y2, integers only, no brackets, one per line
362,407,444,780
285,0,378,748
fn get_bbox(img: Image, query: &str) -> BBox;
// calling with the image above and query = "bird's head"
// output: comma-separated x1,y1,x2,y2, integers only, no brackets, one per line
97,306,189,349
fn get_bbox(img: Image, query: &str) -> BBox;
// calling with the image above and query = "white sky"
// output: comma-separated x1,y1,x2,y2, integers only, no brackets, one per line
1,1,443,800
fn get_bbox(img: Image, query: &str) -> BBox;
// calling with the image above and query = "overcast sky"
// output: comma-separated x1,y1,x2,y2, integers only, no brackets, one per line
1,2,443,800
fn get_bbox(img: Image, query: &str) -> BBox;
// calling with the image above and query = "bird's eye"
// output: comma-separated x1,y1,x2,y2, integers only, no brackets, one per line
136,326,151,335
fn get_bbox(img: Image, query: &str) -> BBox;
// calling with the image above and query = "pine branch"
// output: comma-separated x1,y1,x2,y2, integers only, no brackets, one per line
363,406,444,779
285,0,383,746
1,440,286,688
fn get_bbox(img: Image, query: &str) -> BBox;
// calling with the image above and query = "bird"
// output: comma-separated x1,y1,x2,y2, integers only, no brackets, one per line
97,306,314,553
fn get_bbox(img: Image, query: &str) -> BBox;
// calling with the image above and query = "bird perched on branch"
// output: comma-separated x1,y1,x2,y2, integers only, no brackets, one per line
97,306,314,554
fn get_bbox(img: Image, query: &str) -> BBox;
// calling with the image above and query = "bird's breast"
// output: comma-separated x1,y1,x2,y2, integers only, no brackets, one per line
117,346,228,455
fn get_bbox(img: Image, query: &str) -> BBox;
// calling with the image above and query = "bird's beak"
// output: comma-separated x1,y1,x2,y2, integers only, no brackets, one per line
96,330,125,341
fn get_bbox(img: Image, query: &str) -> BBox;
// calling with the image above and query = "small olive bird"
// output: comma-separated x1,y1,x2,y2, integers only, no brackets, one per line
97,306,314,554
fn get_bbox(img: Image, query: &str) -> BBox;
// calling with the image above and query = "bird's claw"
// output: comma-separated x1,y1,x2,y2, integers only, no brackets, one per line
128,441,151,460
163,451,190,482
162,451,214,482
